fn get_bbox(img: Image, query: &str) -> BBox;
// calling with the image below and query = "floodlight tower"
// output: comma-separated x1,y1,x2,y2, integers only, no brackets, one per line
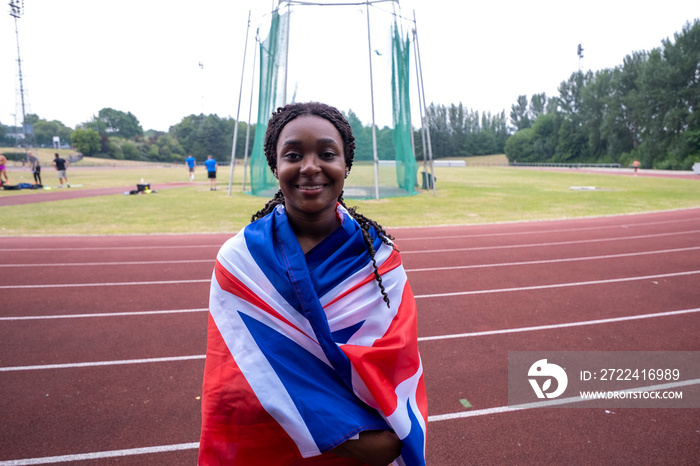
577,43,584,72
9,0,28,151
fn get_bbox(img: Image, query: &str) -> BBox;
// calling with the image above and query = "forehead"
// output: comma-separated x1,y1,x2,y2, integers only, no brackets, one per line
278,115,342,145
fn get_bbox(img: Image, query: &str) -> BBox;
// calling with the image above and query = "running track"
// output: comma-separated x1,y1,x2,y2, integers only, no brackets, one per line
1,208,699,465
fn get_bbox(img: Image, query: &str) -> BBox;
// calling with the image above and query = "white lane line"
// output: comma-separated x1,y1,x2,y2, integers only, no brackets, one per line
428,378,700,422
414,270,700,299
0,259,214,268
3,245,698,271
417,308,700,342
3,247,699,290
0,355,205,372
3,308,697,372
0,279,210,290
400,229,700,255
396,215,700,241
1,227,697,257
0,443,199,465
0,308,208,321
407,246,700,272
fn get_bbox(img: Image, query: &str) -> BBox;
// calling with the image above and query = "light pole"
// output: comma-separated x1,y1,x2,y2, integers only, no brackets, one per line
9,0,29,153
577,43,584,72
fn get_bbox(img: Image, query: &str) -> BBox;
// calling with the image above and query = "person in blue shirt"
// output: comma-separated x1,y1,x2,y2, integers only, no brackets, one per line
186,154,196,181
204,155,217,191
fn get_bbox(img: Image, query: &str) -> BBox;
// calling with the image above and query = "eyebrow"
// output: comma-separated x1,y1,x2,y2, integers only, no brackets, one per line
280,138,340,146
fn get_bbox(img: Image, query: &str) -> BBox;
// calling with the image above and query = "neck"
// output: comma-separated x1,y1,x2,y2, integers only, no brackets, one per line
285,204,340,254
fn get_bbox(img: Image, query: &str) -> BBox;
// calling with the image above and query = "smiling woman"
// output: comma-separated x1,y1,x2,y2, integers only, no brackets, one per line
198,102,428,465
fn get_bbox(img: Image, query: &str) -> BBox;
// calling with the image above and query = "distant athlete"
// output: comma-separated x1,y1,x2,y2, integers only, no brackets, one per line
0,154,8,185
29,152,42,185
53,153,69,187
186,155,196,181
204,155,217,191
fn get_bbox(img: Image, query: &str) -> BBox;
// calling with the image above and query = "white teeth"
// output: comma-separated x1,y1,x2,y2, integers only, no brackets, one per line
298,185,323,190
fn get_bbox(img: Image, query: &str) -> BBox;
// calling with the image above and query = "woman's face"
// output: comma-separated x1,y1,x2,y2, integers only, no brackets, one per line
275,115,348,222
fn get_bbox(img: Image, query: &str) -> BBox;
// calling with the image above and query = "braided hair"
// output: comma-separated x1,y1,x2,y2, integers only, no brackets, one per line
252,102,396,307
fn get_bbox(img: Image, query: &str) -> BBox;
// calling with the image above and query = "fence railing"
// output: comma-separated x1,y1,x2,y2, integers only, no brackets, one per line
511,162,622,169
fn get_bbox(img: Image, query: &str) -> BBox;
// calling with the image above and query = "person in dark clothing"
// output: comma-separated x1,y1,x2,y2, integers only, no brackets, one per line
29,152,42,185
53,153,69,187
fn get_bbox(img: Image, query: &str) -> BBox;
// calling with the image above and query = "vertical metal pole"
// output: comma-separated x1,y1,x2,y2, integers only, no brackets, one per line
366,1,380,200
413,10,436,196
282,2,291,105
227,10,252,196
242,33,259,192
411,27,428,175
10,1,28,155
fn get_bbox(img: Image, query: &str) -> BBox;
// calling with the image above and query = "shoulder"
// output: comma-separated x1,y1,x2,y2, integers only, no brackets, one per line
217,225,250,261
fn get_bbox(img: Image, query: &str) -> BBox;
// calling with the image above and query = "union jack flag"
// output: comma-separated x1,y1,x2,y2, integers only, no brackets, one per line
199,204,427,465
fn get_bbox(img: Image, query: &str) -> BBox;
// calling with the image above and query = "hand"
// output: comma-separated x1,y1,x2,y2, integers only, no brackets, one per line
329,430,402,466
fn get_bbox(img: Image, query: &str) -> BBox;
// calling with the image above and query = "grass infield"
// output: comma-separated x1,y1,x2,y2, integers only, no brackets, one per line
1,154,699,236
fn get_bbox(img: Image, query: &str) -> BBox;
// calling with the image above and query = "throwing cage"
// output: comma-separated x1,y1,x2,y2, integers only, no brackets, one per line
228,0,435,199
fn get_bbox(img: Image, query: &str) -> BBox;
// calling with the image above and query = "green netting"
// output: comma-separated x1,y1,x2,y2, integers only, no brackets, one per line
248,7,418,199
249,10,287,196
391,20,418,194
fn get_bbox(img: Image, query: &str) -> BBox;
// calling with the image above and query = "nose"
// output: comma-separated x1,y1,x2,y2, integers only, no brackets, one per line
299,154,321,175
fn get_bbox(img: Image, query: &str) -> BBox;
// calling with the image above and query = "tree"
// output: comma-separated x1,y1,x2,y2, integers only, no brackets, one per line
530,113,559,161
33,119,73,147
121,141,140,160
505,19,699,169
529,93,547,120
657,20,700,168
426,104,450,159
71,128,101,157
170,114,234,161
86,108,143,139
155,133,185,162
554,72,591,162
346,110,373,161
504,128,535,162
509,95,531,131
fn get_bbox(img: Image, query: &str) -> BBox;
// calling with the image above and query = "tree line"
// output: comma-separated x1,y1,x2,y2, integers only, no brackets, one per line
0,103,509,165
506,19,699,170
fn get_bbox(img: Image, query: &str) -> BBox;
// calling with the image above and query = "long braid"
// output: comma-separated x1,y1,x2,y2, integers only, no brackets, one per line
251,189,284,222
338,195,396,308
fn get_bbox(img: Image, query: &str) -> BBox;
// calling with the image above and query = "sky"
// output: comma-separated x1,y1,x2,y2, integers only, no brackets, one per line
1,0,698,133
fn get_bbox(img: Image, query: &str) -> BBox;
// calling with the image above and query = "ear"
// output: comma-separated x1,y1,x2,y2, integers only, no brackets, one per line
273,170,278,179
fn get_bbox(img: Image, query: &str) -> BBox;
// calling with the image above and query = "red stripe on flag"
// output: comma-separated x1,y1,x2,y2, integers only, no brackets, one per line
214,261,310,339
325,249,403,308
199,313,304,465
340,281,421,416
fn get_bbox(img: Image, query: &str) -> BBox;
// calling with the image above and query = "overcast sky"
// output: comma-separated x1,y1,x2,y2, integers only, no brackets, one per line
1,0,698,132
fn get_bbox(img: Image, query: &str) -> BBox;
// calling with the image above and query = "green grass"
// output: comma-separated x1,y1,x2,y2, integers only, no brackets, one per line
1,157,699,236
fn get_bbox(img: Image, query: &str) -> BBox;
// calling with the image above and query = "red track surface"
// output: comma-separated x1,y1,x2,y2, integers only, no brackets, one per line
0,182,194,207
1,208,699,465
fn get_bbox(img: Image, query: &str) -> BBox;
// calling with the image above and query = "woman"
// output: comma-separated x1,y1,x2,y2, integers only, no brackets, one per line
199,102,427,465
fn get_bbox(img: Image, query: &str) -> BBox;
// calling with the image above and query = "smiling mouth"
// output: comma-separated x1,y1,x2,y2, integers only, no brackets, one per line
296,184,327,191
